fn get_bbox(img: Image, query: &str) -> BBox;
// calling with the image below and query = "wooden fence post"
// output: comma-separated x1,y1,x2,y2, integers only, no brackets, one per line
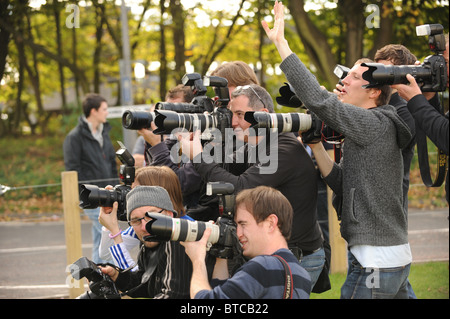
326,150,348,274
61,171,85,298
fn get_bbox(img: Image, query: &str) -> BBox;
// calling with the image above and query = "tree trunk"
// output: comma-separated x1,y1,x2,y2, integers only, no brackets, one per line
287,0,337,89
170,0,186,83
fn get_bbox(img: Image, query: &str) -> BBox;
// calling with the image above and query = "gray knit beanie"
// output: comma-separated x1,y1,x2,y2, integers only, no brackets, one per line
126,186,177,221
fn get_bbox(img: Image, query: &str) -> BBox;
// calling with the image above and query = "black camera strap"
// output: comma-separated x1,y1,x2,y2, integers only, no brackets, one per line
416,122,448,188
273,255,293,299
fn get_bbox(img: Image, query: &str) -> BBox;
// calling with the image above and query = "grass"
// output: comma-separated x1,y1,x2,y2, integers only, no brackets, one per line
311,261,449,299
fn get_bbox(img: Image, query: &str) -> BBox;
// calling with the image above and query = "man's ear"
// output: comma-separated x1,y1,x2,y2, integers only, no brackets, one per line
369,88,382,101
266,214,279,232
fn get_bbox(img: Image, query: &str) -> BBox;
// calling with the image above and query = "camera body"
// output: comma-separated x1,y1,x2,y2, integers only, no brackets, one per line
70,257,120,299
152,74,233,139
79,142,134,221
143,182,239,259
362,24,447,92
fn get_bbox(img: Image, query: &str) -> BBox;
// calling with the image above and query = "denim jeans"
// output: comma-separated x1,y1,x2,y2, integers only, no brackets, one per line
84,207,112,264
299,247,326,291
341,251,411,299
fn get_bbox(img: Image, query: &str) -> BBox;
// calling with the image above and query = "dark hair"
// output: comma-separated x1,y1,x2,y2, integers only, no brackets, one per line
82,93,107,118
374,44,417,66
235,186,293,240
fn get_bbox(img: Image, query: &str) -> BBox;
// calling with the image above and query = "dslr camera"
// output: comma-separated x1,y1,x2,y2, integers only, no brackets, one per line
79,142,134,221
152,73,233,140
362,24,447,92
121,73,233,139
69,257,121,299
244,73,347,144
143,182,240,259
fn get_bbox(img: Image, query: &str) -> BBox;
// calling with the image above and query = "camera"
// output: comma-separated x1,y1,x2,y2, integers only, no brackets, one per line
362,24,447,92
143,182,240,259
79,142,134,221
152,73,233,138
121,73,232,132
244,111,343,144
69,257,121,299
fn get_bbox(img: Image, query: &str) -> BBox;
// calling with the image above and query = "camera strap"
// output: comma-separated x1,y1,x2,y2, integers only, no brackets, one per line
416,125,448,187
273,255,293,299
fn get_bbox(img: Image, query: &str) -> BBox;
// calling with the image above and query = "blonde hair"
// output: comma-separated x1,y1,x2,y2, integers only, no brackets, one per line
211,61,259,87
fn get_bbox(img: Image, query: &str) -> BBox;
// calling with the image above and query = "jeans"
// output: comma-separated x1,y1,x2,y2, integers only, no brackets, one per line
299,247,326,291
341,251,411,299
84,208,112,264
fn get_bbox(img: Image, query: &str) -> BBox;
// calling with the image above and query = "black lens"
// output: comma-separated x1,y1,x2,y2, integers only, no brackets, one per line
122,110,154,130
79,184,117,209
156,102,206,113
362,63,431,88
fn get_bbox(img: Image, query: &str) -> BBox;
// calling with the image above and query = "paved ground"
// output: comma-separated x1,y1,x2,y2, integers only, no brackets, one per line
0,208,448,299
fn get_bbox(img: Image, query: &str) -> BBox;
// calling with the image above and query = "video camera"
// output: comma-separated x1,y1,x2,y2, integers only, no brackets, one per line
69,257,121,299
143,182,240,259
362,23,447,92
79,141,134,221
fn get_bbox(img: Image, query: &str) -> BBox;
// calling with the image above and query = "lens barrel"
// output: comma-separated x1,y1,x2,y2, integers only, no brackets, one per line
153,110,217,135
244,111,312,132
79,184,117,209
145,213,220,244
122,110,155,130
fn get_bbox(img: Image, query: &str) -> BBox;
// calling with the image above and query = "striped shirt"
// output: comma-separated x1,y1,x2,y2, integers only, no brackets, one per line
195,249,311,299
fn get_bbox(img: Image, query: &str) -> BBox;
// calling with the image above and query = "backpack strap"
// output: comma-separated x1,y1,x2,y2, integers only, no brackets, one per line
273,254,293,299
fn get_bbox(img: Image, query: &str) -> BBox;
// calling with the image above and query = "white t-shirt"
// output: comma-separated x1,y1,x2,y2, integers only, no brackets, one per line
350,244,412,268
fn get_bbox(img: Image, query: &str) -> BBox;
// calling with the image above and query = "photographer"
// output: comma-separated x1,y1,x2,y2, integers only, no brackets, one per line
181,186,311,299
392,33,449,203
263,1,413,298
98,165,193,271
179,83,325,289
99,186,203,298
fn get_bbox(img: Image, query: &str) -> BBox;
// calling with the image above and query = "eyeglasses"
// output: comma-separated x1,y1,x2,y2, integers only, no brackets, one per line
128,209,164,227
235,85,266,108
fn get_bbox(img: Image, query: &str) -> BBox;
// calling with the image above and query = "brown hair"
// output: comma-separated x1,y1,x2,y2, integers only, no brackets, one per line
134,166,185,216
211,61,259,87
374,44,417,65
165,84,195,102
234,186,293,240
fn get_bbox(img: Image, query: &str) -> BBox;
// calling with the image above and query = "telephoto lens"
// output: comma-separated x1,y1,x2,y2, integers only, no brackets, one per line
153,110,217,135
122,110,155,130
244,111,312,132
144,212,220,244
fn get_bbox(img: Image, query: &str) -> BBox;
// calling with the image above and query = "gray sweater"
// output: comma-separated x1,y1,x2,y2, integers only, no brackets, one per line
280,54,412,247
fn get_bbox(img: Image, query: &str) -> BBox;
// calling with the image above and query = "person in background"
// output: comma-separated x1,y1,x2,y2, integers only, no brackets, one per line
63,93,118,264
